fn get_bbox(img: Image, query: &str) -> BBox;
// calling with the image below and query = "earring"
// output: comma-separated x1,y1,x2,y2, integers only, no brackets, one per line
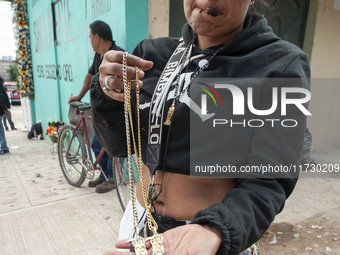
250,1,255,5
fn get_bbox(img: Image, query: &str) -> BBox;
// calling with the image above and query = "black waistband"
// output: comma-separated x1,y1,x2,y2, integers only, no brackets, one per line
139,212,187,237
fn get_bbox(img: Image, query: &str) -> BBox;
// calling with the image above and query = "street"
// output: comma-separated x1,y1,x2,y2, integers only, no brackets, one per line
0,105,123,254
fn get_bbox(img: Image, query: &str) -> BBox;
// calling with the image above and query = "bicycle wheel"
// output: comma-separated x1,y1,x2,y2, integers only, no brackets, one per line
58,124,87,187
114,157,139,211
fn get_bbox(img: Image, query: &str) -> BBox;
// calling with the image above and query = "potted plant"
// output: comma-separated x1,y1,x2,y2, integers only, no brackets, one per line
46,121,64,143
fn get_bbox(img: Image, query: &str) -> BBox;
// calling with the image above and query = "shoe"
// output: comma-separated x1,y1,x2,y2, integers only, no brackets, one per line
0,151,11,155
5,128,9,131
88,177,105,187
12,128,17,131
95,181,115,193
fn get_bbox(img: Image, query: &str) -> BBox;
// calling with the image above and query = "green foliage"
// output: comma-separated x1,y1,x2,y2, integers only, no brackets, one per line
6,61,19,88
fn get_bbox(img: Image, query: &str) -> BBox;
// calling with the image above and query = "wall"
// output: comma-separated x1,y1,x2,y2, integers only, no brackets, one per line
125,0,148,51
307,0,340,150
148,0,169,39
169,0,186,37
310,0,340,77
27,0,148,136
0,60,14,81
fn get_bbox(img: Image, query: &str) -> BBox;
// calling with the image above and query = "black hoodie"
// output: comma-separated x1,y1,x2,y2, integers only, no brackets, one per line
0,77,10,116
91,14,310,255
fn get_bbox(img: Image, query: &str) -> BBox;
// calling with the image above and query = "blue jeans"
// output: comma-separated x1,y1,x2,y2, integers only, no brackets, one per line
2,110,15,130
0,115,9,152
91,132,113,182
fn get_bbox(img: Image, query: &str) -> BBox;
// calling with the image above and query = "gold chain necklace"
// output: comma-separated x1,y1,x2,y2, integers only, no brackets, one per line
122,52,164,255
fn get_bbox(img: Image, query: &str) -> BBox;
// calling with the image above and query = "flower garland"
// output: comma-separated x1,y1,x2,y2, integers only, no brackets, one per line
12,0,34,97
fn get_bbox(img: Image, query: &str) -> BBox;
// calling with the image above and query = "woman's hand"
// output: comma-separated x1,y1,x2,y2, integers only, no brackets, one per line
99,50,153,102
103,224,222,255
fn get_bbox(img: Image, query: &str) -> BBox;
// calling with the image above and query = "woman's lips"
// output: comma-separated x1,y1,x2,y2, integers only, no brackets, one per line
205,7,219,16
193,6,223,19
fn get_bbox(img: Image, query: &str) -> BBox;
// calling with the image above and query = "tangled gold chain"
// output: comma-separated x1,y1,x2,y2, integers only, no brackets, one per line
122,52,164,254
122,52,140,235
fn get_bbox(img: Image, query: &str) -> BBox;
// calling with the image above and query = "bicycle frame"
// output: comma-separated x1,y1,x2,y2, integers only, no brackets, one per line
66,108,108,181
60,102,139,209
115,158,124,183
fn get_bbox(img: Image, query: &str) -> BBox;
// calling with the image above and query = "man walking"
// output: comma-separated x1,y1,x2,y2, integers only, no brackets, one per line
0,76,11,155
68,20,124,193
2,90,17,131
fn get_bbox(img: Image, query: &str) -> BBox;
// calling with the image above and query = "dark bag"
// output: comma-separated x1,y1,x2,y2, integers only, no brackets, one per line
27,122,43,139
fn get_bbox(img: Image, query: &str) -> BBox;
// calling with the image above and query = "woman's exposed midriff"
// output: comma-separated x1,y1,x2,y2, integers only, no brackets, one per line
136,164,234,221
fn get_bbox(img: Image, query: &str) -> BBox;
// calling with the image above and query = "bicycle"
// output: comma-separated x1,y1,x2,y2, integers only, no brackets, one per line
57,101,139,211
113,156,140,211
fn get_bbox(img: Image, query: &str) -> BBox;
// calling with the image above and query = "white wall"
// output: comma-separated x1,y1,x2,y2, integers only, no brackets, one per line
148,0,169,38
308,0,340,150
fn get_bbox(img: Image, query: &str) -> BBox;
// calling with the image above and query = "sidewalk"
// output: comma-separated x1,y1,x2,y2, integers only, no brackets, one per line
1,106,340,254
0,106,123,255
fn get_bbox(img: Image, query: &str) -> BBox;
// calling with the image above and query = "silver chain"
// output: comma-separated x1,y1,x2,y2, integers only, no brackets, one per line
179,44,226,96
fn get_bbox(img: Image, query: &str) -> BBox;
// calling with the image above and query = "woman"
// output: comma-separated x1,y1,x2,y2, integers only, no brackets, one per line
90,0,310,254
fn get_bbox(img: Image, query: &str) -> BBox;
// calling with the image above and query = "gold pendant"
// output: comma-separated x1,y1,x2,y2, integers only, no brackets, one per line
127,236,148,255
146,234,165,255
164,100,176,125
